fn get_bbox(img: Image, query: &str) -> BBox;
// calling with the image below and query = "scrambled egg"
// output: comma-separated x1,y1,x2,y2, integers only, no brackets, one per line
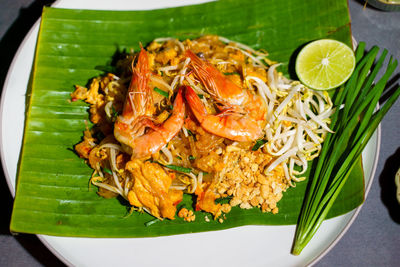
126,159,183,220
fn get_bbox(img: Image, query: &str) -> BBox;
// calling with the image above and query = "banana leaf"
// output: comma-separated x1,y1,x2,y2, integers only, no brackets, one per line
10,0,364,237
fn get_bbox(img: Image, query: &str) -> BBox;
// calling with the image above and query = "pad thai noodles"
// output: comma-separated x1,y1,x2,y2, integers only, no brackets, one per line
71,35,333,222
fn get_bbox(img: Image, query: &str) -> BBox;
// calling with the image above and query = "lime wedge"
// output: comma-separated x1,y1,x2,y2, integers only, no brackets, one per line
295,39,355,90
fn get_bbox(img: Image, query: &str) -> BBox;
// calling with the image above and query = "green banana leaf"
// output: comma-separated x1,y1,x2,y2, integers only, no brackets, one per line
10,0,365,237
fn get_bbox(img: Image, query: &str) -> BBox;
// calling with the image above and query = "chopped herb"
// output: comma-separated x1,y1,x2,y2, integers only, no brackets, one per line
215,196,233,204
165,164,192,173
153,87,169,98
169,105,174,110
145,218,160,227
187,129,194,136
197,94,204,99
111,105,119,119
176,155,183,160
223,72,240,76
189,155,196,160
103,167,112,175
187,129,197,141
252,139,267,151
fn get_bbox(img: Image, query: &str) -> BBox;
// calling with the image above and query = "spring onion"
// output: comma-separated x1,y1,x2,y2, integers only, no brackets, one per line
153,87,169,98
223,72,240,76
292,43,400,255
252,139,267,151
165,164,192,173
103,167,112,175
111,105,119,119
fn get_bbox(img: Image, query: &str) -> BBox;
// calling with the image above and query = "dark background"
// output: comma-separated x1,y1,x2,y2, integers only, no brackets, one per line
0,0,399,266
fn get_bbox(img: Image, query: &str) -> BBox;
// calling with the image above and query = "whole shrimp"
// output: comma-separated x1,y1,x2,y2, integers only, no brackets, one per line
185,85,262,142
184,50,265,142
114,48,185,158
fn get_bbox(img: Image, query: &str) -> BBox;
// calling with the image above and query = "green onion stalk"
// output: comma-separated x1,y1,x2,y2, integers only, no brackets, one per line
292,43,400,255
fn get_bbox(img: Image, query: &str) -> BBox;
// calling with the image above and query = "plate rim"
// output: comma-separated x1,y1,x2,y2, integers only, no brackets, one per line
0,1,380,266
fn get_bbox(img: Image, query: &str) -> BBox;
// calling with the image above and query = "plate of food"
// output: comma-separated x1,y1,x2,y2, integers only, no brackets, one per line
1,0,386,266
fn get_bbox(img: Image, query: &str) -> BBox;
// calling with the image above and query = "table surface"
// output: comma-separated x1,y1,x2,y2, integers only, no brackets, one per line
0,0,399,266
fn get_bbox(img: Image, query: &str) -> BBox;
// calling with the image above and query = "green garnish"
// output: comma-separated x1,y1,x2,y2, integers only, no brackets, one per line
215,195,233,204
189,155,196,160
111,105,119,119
252,139,267,151
187,129,194,136
165,164,192,173
292,43,400,255
153,87,169,98
103,167,112,175
223,72,240,76
198,94,204,99
176,155,183,160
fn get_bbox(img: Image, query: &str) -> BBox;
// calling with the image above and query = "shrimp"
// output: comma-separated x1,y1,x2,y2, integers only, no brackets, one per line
184,50,266,141
184,85,262,142
114,48,185,158
127,88,185,158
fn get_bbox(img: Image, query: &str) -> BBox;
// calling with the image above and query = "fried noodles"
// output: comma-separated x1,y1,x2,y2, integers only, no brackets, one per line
72,35,333,221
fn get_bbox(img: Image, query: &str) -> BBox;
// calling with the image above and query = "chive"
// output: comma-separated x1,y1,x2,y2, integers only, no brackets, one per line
292,43,400,255
215,195,233,204
103,167,112,175
153,87,169,98
187,129,197,141
197,94,204,99
189,155,196,160
176,155,182,160
223,72,240,75
169,105,174,110
187,129,195,136
111,105,119,119
144,218,160,227
252,139,267,151
165,164,192,173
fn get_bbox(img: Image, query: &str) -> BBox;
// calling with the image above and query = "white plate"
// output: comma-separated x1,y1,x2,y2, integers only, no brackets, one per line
0,1,380,266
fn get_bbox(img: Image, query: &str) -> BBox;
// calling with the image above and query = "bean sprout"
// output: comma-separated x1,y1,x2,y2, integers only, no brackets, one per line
245,63,333,183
